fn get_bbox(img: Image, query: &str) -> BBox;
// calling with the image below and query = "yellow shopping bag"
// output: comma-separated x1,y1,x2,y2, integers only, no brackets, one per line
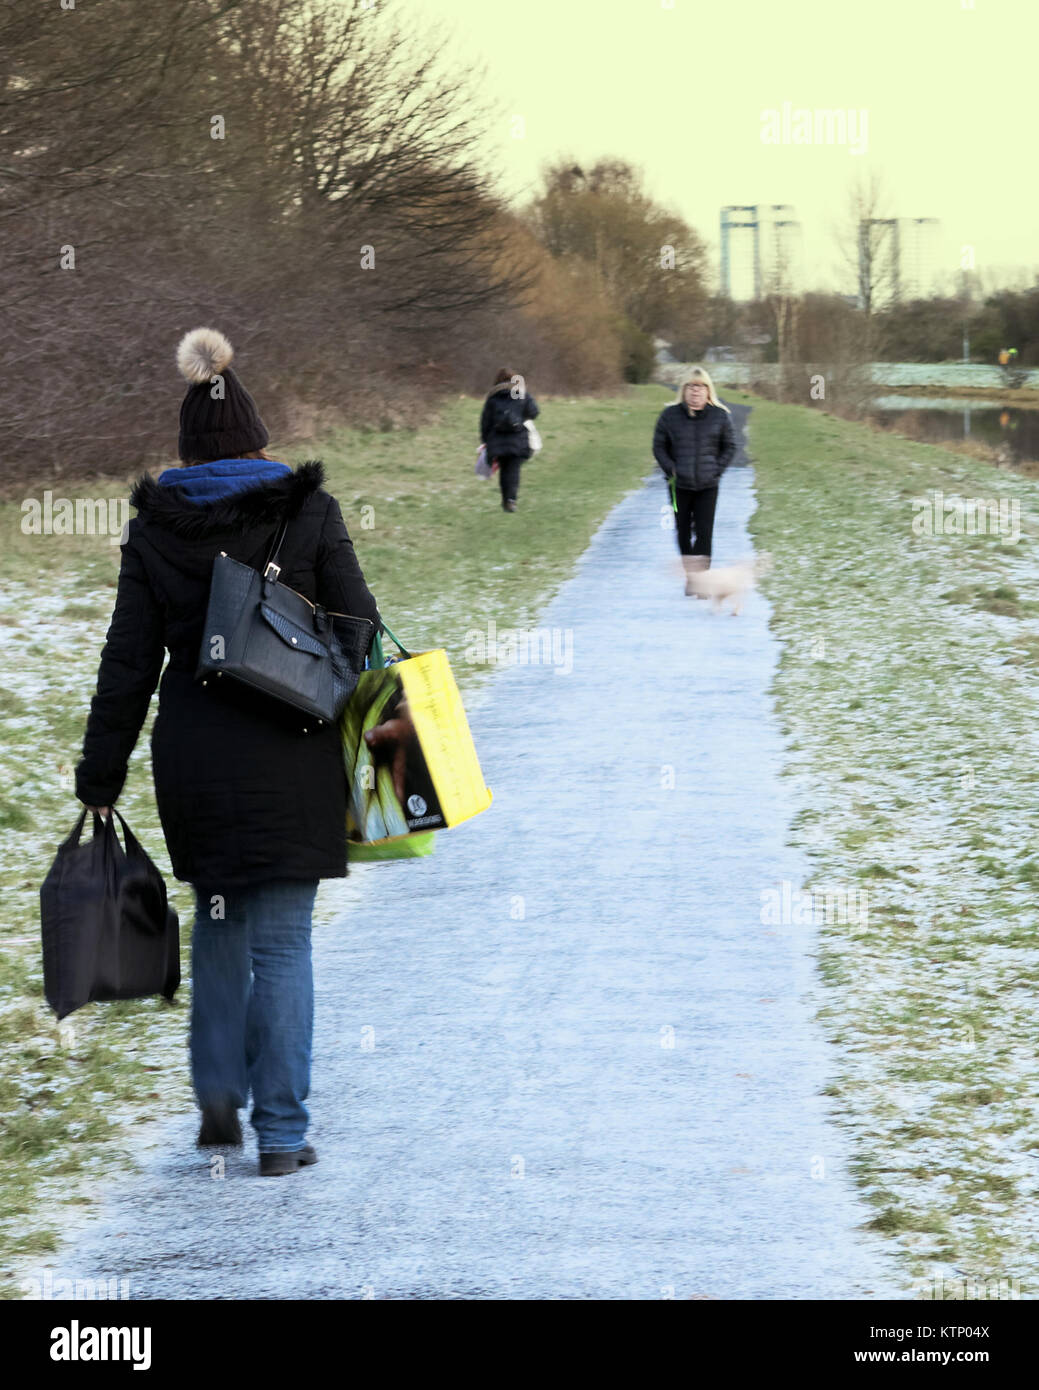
341,629,492,856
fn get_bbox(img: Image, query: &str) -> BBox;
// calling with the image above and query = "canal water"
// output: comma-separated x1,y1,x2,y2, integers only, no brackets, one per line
868,396,1039,467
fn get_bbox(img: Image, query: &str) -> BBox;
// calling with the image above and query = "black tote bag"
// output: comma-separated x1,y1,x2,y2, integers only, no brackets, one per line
40,809,180,1020
196,513,374,725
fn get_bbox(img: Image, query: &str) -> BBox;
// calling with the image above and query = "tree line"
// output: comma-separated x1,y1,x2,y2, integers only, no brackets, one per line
0,0,710,484
670,285,1039,370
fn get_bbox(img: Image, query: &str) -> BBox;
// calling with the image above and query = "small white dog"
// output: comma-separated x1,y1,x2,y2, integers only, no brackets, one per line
684,553,772,615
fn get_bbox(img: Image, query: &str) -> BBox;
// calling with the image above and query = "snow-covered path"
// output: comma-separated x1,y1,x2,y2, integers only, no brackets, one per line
58,411,906,1299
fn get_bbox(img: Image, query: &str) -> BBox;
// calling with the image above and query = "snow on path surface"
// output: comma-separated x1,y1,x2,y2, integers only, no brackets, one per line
58,409,907,1299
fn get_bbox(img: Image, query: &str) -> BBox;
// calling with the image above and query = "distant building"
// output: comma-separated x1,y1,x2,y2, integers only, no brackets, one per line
858,217,940,308
720,205,803,300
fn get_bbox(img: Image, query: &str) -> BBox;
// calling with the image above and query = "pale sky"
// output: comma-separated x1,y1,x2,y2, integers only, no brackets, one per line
412,0,1037,297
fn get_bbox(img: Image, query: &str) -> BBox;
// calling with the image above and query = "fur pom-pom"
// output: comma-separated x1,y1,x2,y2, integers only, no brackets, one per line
176,327,233,384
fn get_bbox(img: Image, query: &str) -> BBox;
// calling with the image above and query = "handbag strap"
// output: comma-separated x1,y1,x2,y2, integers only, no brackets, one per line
66,806,140,858
369,622,412,668
261,513,290,582
66,807,105,848
380,621,410,657
110,807,144,859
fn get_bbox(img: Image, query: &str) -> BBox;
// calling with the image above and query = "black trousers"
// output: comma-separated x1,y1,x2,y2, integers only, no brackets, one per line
673,483,718,558
497,456,523,504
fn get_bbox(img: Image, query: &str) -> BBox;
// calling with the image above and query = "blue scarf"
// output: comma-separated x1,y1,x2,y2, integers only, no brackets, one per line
156,457,292,503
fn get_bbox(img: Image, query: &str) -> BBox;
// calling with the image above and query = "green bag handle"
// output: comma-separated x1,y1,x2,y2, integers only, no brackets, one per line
668,474,678,513
369,620,412,668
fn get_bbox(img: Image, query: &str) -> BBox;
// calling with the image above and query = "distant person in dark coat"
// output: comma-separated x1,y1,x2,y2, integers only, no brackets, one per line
75,328,380,1176
652,366,737,594
479,367,540,512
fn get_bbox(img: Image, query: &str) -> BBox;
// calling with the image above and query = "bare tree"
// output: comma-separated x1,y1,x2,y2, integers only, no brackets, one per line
831,170,897,322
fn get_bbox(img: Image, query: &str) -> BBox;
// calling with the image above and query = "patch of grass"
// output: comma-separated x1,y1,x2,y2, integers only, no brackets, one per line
942,579,1035,618
3,1229,59,1257
61,602,107,622
0,804,33,832
980,595,1022,617
975,857,1007,878
867,1207,947,1236
946,1085,1007,1108
893,1122,944,1142
1005,634,1039,666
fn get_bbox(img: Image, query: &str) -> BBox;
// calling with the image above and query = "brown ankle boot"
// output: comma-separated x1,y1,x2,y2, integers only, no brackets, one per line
682,555,709,595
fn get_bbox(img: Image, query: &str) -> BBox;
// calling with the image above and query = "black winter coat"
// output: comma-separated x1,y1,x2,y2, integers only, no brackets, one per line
479,383,540,462
74,461,380,889
652,401,736,490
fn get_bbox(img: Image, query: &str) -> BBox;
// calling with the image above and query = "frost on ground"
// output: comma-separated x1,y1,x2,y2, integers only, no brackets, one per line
0,573,199,1286
747,401,1039,1294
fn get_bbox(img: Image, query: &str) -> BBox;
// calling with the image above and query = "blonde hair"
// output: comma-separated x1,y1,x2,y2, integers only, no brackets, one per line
677,366,730,414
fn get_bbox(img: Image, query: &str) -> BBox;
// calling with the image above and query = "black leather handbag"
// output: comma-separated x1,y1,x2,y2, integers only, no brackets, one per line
196,513,374,725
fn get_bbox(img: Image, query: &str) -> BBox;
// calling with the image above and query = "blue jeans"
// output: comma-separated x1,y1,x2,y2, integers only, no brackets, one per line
190,879,318,1152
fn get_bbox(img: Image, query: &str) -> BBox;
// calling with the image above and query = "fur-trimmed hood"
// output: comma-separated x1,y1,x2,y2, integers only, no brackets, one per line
129,459,326,539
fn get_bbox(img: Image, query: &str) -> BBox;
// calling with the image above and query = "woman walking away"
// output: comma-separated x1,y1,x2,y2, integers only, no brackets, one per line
75,328,381,1176
652,366,736,593
480,367,540,512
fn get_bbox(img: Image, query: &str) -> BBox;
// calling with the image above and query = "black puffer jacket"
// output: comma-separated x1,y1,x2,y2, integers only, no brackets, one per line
652,400,736,490
479,382,540,462
74,461,380,889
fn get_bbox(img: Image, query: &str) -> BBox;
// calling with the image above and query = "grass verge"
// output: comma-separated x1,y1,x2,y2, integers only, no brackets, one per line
745,391,1039,1293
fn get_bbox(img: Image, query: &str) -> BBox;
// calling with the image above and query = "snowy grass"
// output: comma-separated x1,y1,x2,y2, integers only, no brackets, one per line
0,387,661,1292
745,392,1039,1293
